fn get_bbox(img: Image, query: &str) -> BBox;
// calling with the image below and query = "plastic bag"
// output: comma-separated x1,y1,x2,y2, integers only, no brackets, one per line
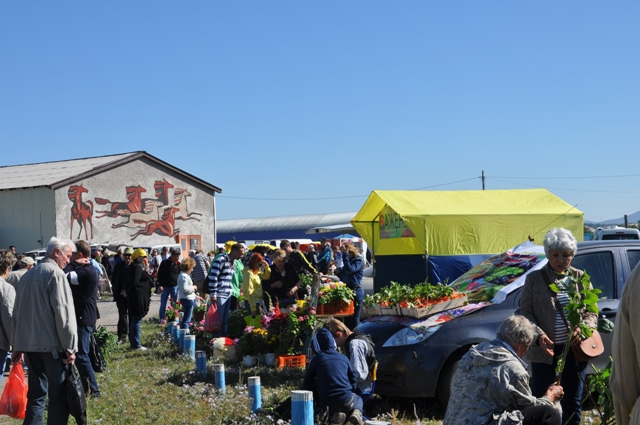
0,362,27,419
204,301,221,333
89,333,107,373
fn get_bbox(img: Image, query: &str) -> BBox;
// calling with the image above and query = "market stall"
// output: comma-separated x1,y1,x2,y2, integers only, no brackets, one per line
351,189,583,291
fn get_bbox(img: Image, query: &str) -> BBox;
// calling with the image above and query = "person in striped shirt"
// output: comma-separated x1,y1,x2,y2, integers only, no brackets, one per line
206,243,245,337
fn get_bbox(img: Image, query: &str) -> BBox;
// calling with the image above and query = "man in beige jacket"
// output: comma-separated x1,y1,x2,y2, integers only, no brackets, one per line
611,262,640,425
12,237,78,425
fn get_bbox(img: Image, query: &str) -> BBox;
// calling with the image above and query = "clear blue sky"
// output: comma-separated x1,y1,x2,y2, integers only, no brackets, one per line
1,2,638,222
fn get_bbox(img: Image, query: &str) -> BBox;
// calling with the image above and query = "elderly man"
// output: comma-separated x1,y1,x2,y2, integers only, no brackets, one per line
444,315,564,425
158,248,181,325
12,237,78,425
6,255,35,289
112,247,133,344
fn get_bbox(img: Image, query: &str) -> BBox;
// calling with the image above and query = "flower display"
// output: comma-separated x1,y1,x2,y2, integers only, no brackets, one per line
165,301,182,321
235,326,269,357
318,282,355,305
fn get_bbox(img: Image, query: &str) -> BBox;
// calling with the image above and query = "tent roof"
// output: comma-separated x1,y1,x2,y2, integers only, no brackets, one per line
352,189,578,219
352,189,583,256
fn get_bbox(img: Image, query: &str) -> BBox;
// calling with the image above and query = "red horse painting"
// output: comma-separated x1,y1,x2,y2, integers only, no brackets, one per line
68,185,94,240
130,206,180,240
95,185,146,218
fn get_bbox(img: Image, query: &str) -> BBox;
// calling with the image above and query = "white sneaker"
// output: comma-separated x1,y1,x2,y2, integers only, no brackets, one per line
136,346,148,351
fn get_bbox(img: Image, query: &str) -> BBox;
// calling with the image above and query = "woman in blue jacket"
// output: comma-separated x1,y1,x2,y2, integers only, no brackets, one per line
338,244,364,330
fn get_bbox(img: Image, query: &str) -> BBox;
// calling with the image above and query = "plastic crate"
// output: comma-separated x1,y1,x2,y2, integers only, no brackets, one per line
276,354,306,370
317,300,354,315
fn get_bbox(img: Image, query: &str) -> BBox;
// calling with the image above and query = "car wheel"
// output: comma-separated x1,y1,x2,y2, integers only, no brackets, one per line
436,350,465,408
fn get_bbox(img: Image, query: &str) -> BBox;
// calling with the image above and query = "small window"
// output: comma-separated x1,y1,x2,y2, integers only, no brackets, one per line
627,250,640,273
602,234,639,240
572,251,615,300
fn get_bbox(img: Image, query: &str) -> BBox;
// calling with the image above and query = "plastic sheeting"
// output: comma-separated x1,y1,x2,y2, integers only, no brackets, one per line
428,254,493,285
351,189,583,256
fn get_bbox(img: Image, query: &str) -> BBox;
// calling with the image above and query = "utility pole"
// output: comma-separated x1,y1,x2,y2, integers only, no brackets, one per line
482,170,485,190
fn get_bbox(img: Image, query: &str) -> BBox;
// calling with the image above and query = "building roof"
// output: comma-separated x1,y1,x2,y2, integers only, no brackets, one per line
217,212,357,234
0,151,221,193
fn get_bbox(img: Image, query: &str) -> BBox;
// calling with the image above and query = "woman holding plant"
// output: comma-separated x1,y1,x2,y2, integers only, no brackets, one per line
520,228,598,425
242,253,270,317
178,257,198,329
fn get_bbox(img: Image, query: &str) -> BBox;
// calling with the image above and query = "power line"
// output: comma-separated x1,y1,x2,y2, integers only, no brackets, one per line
487,177,640,194
489,173,640,180
218,176,480,201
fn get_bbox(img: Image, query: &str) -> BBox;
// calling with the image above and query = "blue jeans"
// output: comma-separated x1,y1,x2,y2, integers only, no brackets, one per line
531,344,587,425
212,297,231,337
76,326,100,395
180,298,195,329
159,286,178,320
0,349,6,386
346,286,365,330
24,352,70,425
129,316,142,349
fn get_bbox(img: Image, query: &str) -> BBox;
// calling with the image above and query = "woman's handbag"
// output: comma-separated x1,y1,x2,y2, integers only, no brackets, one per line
66,364,87,425
555,294,604,362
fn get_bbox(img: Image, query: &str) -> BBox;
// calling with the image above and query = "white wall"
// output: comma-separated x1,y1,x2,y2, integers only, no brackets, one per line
0,187,56,252
54,158,216,251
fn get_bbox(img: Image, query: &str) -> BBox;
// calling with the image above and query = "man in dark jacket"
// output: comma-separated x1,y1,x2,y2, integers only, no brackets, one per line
112,247,133,344
303,328,363,425
64,240,100,398
158,248,181,325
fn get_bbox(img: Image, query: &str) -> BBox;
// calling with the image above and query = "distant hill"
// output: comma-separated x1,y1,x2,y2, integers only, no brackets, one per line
585,211,640,226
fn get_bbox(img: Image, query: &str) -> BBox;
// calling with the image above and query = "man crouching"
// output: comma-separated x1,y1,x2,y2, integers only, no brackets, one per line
444,315,564,425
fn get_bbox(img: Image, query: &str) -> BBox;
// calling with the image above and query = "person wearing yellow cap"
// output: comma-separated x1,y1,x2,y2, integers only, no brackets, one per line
127,248,151,350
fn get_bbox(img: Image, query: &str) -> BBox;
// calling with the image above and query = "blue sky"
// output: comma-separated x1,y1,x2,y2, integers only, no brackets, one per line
1,2,638,222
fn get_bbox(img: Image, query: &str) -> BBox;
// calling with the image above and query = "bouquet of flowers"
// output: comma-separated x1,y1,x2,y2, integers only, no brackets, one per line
318,282,355,305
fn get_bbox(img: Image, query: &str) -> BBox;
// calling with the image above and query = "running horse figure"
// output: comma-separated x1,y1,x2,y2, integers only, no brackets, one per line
95,185,147,218
68,185,94,239
130,206,181,240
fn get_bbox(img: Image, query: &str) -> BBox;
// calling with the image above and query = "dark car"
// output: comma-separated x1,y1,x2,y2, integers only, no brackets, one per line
359,240,640,405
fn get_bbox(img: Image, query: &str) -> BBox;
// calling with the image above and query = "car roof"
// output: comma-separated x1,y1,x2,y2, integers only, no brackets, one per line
578,240,640,249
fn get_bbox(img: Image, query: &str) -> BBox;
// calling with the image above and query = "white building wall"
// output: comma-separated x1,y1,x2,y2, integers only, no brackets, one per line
0,187,56,252
53,158,216,251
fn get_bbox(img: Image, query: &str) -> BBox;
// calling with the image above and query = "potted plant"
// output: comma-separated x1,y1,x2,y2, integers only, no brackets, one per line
236,326,268,366
165,302,181,322
193,297,206,322
318,282,355,314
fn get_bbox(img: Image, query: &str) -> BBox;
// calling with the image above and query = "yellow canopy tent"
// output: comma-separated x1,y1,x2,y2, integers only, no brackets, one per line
351,189,583,288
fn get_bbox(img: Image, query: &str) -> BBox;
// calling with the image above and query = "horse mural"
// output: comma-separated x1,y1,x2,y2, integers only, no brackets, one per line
154,179,174,206
68,185,94,240
94,185,146,218
130,206,180,240
111,199,165,229
174,188,203,222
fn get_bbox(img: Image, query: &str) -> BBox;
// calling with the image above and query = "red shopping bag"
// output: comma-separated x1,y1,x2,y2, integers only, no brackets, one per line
204,301,221,333
0,362,27,419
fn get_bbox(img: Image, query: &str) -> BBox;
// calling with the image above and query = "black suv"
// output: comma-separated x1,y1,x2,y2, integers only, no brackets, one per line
359,240,640,405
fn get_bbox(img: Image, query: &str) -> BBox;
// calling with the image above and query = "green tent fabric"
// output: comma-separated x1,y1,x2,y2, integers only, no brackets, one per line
351,189,583,257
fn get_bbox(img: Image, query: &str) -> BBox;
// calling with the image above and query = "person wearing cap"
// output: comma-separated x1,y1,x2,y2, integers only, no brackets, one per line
6,255,36,289
112,247,134,344
127,248,151,350
64,240,101,398
158,248,181,326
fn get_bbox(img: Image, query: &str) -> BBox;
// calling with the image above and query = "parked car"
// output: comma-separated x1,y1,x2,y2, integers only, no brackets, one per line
359,240,640,405
594,226,640,240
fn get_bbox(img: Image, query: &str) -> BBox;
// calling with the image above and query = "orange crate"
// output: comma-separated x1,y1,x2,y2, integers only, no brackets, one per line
276,354,306,369
319,300,354,315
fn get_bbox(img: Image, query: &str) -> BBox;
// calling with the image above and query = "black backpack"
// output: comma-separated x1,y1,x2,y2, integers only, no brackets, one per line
89,334,106,373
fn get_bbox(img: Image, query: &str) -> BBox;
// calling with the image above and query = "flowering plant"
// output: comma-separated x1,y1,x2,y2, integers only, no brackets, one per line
318,282,355,305
279,306,317,355
194,297,206,314
236,326,269,356
165,301,182,321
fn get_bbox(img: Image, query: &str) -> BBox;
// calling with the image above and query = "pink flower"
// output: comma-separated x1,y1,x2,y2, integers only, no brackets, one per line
298,316,304,322
310,309,316,315
245,326,255,333
330,283,336,289
303,315,309,321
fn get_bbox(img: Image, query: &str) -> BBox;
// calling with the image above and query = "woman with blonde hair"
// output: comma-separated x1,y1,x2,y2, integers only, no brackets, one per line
242,253,270,318
178,257,198,329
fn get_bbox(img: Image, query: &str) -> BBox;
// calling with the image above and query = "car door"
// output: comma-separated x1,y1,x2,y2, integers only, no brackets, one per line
571,247,620,372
